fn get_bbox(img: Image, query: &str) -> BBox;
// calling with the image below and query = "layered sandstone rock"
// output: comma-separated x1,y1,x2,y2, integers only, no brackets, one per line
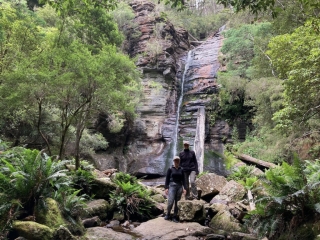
93,1,231,177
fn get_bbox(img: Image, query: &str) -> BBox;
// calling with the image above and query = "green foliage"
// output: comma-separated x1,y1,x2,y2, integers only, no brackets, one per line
216,0,320,17
53,189,87,223
110,172,154,220
0,139,9,151
221,22,274,78
0,0,142,166
40,0,118,17
214,73,253,124
267,18,320,133
246,156,320,239
213,23,276,126
0,147,73,235
245,78,284,129
73,6,124,52
151,0,231,40
239,176,258,190
36,4,59,27
227,164,255,182
223,151,239,169
70,160,96,196
231,130,287,164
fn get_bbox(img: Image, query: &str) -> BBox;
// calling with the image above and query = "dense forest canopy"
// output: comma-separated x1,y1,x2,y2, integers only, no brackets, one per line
0,0,141,169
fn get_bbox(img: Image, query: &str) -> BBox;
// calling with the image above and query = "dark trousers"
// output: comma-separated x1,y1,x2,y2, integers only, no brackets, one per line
167,182,183,217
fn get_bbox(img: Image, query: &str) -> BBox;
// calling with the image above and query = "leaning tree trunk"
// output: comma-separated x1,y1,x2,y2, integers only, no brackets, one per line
234,153,277,169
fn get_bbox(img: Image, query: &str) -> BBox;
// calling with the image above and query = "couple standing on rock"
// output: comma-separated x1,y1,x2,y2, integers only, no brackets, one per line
164,140,199,223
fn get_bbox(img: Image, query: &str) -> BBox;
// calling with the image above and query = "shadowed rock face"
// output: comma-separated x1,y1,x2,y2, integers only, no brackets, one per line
93,1,229,177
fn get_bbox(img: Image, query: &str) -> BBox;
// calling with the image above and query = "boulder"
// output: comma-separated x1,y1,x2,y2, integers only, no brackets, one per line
91,177,116,199
209,202,228,214
82,199,110,220
211,180,246,202
53,226,77,240
209,210,241,232
82,216,102,228
196,173,228,200
178,200,206,222
133,217,214,239
151,193,165,203
231,232,258,240
34,198,65,228
85,227,136,240
12,221,53,240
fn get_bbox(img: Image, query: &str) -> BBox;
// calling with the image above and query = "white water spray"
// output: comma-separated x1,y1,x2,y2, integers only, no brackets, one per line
171,50,193,159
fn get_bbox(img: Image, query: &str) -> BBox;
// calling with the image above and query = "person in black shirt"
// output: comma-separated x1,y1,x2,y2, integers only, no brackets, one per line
179,140,199,200
164,156,187,223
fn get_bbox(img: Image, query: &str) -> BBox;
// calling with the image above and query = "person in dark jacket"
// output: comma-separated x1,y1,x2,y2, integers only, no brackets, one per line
179,140,199,200
164,156,187,223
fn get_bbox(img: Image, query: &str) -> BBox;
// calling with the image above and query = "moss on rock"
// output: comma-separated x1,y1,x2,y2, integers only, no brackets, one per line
13,221,53,240
35,198,65,229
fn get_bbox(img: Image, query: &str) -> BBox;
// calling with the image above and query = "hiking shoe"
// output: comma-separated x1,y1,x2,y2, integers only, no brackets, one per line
164,215,170,221
172,217,179,223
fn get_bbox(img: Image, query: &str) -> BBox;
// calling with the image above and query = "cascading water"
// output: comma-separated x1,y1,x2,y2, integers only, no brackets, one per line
171,50,193,160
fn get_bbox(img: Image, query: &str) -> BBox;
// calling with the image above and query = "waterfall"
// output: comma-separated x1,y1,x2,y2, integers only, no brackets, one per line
171,50,193,159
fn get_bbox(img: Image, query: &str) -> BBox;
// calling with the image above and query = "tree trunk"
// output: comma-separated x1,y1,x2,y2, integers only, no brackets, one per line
234,153,277,169
37,99,52,156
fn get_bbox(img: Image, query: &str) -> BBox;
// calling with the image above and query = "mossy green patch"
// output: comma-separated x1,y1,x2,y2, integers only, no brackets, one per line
13,221,53,240
35,198,66,229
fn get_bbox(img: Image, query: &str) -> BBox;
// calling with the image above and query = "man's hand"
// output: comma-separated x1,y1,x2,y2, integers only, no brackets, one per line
183,189,186,195
165,189,168,195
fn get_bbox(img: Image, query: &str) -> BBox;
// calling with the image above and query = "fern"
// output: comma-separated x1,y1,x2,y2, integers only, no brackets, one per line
110,172,154,220
0,147,76,235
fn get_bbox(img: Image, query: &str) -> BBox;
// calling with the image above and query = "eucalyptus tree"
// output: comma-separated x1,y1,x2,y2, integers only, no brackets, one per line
0,1,49,147
0,0,141,169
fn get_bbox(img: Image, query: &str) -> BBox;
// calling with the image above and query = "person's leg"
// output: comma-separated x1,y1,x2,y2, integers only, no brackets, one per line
183,171,191,199
166,183,178,220
190,171,198,199
173,185,183,222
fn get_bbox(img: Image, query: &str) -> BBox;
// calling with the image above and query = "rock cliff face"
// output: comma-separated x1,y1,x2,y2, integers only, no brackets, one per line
93,0,190,176
176,32,230,175
93,0,230,177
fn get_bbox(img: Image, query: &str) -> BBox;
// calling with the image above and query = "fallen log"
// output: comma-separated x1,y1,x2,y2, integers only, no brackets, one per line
234,153,277,169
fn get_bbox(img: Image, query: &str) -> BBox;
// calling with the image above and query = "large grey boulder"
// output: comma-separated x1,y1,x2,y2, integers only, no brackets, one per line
196,173,228,200
209,210,241,232
211,180,246,203
133,217,214,239
178,200,206,222
85,227,135,240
